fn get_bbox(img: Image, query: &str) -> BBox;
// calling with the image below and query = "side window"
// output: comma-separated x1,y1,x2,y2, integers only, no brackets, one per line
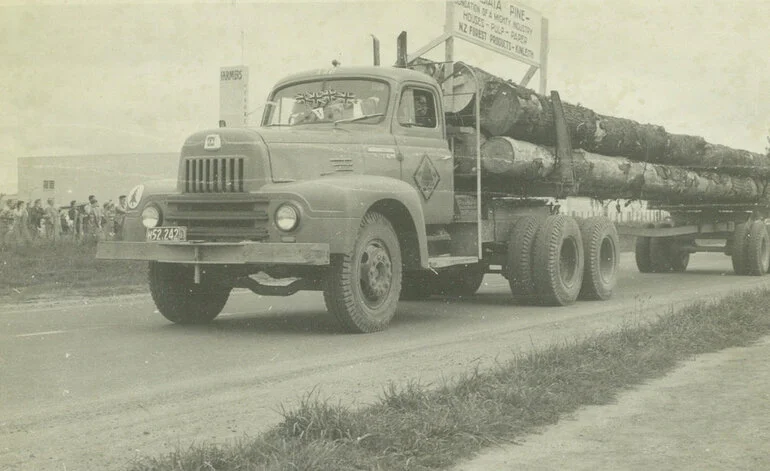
397,87,437,128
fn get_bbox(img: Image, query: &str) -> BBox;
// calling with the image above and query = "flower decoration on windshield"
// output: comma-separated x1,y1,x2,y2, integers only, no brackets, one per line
294,89,356,109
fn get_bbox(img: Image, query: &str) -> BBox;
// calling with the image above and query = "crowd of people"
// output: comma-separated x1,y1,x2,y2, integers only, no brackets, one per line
0,193,128,250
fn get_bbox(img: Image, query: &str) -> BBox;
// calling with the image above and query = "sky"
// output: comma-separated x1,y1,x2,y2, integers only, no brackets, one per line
1,0,769,194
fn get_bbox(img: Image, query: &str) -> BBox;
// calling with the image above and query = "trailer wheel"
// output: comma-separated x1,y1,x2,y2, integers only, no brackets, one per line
745,221,770,276
635,223,655,273
148,262,231,324
649,222,674,272
731,222,750,275
532,215,584,306
323,211,402,333
434,265,486,297
669,244,690,272
506,215,542,303
578,217,619,301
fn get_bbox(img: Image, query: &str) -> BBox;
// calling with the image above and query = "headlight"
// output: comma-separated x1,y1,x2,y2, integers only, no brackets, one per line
275,204,299,232
141,205,161,228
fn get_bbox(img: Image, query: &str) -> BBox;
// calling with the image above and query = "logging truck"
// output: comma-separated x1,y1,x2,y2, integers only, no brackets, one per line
96,32,770,333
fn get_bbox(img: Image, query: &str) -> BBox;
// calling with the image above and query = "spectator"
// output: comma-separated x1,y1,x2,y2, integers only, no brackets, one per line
67,200,79,240
0,196,14,250
88,196,104,242
114,195,128,241
10,200,31,247
45,197,61,243
29,199,45,239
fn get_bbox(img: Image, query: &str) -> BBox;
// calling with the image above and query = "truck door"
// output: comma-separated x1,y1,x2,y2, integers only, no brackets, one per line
393,85,453,224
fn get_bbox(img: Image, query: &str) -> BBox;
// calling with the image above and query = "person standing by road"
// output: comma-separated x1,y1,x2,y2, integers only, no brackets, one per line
44,197,61,243
114,195,128,241
29,199,45,240
11,200,31,247
0,196,14,250
88,196,104,242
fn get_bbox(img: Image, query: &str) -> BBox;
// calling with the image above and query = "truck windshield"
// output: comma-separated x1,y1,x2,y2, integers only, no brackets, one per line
263,79,390,127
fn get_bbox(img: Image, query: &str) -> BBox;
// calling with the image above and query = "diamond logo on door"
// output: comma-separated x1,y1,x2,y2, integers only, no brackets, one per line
413,155,441,201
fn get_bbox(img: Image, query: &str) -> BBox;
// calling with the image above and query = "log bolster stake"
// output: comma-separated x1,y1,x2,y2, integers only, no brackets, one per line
550,90,576,198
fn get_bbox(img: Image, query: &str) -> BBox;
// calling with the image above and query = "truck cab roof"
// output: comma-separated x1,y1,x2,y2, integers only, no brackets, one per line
271,66,437,90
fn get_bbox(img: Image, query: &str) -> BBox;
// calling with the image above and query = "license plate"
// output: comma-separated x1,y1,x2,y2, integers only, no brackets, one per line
146,226,187,242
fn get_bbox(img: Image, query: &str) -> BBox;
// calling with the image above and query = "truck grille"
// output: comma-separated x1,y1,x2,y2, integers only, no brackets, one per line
184,157,245,193
165,195,269,241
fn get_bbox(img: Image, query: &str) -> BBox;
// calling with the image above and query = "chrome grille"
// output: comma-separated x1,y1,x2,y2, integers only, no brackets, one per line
165,196,269,241
185,157,244,193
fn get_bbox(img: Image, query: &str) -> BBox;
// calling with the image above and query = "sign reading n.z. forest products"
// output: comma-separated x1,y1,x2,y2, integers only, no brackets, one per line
448,0,542,66
220,66,249,127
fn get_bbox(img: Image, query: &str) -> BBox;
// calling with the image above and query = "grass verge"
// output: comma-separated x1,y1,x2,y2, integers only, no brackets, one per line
0,242,146,303
130,288,770,471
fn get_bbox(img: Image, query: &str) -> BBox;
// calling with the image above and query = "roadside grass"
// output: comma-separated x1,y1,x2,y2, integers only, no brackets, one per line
0,242,146,302
130,288,770,471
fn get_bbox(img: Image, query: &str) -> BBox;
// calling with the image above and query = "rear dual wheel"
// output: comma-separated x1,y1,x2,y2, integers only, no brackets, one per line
532,215,585,306
733,220,770,276
578,217,619,301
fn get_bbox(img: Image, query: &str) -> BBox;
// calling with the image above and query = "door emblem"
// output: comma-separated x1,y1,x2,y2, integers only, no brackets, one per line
413,155,441,201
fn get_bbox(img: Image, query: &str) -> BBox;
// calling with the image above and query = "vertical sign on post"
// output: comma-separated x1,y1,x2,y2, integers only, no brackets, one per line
219,66,249,127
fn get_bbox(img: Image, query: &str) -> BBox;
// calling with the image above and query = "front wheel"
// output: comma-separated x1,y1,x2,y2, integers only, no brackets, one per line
324,212,402,333
148,262,231,324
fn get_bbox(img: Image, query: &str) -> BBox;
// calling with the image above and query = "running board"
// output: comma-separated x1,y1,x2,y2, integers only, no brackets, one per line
428,256,479,269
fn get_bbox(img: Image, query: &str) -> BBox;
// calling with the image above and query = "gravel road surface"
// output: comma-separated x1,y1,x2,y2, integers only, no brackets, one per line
2,253,769,470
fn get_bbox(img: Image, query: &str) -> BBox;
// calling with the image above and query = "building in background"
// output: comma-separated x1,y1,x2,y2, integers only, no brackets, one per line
17,153,177,205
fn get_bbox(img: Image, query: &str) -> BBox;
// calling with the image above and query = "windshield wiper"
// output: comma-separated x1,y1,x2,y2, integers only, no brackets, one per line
334,113,385,125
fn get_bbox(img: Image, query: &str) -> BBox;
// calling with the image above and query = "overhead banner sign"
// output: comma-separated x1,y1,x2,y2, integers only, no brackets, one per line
447,0,543,66
220,66,249,127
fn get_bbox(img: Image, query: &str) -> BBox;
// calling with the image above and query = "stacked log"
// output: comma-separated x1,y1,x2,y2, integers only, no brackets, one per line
443,62,770,176
455,136,766,204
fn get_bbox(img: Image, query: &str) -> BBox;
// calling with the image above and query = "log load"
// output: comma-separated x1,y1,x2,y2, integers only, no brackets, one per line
454,136,767,204
442,62,770,175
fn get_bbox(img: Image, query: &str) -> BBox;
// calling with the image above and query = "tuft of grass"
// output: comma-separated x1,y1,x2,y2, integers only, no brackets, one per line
0,241,146,301
129,288,770,471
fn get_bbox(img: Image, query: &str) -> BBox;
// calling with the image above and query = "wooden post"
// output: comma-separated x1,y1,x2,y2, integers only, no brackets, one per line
539,18,549,95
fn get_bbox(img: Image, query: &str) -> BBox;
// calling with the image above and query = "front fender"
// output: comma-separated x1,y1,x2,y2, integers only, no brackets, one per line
262,175,429,268
122,179,179,241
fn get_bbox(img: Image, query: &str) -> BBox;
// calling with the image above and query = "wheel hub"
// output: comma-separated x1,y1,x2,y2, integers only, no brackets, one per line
360,241,392,305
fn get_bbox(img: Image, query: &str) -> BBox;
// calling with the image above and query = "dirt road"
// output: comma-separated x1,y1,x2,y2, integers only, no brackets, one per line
2,253,769,470
455,336,770,471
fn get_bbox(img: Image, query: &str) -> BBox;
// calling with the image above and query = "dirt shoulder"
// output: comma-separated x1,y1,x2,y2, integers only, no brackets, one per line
455,335,770,471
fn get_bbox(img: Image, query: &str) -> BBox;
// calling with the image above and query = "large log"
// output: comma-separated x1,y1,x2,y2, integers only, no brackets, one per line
443,62,770,175
467,136,766,204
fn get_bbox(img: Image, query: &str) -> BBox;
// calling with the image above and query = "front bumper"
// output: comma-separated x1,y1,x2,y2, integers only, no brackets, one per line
96,241,330,265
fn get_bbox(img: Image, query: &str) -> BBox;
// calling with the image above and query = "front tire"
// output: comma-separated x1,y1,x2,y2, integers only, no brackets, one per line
324,212,402,333
148,262,231,324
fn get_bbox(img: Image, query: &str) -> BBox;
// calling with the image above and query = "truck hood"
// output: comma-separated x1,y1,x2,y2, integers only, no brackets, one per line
257,126,386,182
